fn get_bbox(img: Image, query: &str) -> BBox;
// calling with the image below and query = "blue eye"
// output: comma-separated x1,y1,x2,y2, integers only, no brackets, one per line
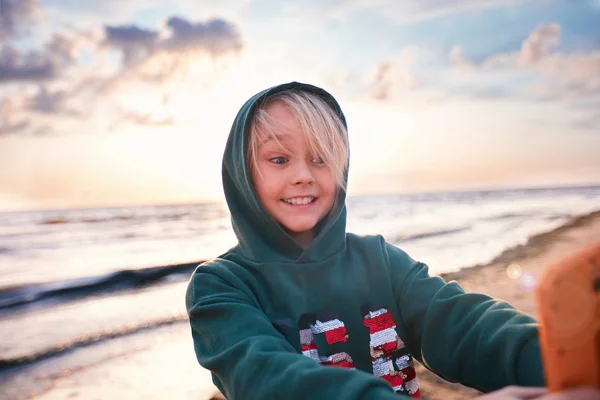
312,156,325,164
269,157,288,165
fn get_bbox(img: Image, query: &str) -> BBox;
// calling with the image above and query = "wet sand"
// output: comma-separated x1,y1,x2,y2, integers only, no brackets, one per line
2,211,599,400
416,210,600,400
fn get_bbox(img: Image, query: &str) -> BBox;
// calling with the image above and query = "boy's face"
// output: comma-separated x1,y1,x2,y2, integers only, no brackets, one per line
250,101,337,244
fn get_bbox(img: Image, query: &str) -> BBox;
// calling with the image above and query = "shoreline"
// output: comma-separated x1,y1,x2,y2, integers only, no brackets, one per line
417,209,600,400
2,210,599,400
440,210,600,282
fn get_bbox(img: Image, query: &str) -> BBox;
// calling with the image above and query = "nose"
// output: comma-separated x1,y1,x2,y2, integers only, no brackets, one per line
292,160,314,185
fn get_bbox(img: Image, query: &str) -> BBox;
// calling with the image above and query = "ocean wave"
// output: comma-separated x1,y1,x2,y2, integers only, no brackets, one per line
0,261,201,313
41,215,137,225
483,213,526,221
38,211,218,226
0,314,188,370
389,226,470,243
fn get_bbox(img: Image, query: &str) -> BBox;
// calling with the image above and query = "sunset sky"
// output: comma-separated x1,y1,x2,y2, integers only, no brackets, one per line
1,0,599,212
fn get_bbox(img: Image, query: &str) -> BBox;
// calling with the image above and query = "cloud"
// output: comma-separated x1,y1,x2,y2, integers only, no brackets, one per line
325,0,528,22
0,45,55,81
0,93,30,135
518,23,560,65
163,17,243,55
0,119,30,135
0,33,80,83
0,12,244,136
0,84,87,136
363,47,443,105
395,0,527,22
28,86,82,116
104,25,160,66
0,0,41,43
450,24,600,100
571,114,600,131
370,62,394,101
109,109,176,131
103,16,243,68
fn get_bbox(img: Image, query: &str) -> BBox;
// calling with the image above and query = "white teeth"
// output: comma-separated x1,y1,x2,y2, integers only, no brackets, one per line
284,197,315,205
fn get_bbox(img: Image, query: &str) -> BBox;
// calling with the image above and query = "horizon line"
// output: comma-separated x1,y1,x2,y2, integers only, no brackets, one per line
1,181,599,215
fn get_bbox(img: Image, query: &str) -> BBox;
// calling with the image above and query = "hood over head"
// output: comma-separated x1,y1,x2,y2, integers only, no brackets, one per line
222,81,348,263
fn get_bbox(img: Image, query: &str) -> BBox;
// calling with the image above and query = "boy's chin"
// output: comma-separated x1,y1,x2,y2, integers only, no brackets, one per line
281,221,318,236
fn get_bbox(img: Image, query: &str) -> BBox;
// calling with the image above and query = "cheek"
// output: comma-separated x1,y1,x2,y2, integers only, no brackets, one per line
250,169,267,199
316,170,337,194
252,171,279,201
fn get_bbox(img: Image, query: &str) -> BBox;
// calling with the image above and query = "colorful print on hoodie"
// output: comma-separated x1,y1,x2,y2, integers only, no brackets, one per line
185,82,545,400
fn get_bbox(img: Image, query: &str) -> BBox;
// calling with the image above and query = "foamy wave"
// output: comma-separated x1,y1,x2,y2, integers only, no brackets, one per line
389,226,471,243
0,314,188,370
0,262,200,313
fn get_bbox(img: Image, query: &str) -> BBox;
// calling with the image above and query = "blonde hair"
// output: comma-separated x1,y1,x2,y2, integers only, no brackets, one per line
247,89,349,190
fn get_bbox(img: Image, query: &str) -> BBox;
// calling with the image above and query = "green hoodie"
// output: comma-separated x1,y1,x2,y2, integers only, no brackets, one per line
185,82,544,399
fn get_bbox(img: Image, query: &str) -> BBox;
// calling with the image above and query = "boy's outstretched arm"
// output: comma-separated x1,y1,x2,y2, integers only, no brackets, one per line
384,242,545,393
186,260,406,400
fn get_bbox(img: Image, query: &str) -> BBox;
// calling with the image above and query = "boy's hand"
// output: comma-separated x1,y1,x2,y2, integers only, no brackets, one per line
535,387,600,400
475,386,547,399
475,386,600,400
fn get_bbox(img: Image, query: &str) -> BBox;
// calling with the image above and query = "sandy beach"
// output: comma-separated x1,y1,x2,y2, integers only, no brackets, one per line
416,210,600,400
1,210,599,400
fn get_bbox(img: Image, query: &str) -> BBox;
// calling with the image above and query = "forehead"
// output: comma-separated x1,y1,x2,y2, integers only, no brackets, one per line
263,101,295,122
255,101,306,147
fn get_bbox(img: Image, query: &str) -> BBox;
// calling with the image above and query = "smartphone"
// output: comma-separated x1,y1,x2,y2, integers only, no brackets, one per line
535,241,600,391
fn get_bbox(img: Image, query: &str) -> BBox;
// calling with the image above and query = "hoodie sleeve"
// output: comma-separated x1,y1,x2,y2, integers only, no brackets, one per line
384,242,545,393
185,263,408,400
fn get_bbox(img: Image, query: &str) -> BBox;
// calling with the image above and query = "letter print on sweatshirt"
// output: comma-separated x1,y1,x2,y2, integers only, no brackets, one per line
362,305,421,398
298,312,355,369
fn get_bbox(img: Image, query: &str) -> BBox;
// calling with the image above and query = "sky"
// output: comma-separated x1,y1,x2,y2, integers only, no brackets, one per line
0,0,599,212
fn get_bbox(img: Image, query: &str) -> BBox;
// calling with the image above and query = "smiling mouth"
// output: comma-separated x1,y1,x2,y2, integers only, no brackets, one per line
281,196,316,205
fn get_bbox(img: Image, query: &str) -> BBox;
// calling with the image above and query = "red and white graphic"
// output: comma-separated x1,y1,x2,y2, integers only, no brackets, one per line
363,308,405,357
310,318,349,344
397,357,420,398
363,307,420,398
300,316,354,370
373,357,404,391
319,352,356,369
299,327,320,362
404,378,421,398
395,355,411,370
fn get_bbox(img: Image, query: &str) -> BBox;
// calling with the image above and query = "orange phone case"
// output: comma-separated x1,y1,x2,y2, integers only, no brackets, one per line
535,241,600,391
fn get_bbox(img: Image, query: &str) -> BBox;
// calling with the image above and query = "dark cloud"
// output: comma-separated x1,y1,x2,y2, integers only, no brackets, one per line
0,81,86,136
28,86,81,116
104,25,159,66
0,45,55,81
0,33,78,83
104,16,243,67
105,25,159,45
163,17,243,55
0,0,40,43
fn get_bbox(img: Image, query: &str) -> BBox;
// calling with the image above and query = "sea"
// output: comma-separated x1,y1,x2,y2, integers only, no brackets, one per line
1,184,599,397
